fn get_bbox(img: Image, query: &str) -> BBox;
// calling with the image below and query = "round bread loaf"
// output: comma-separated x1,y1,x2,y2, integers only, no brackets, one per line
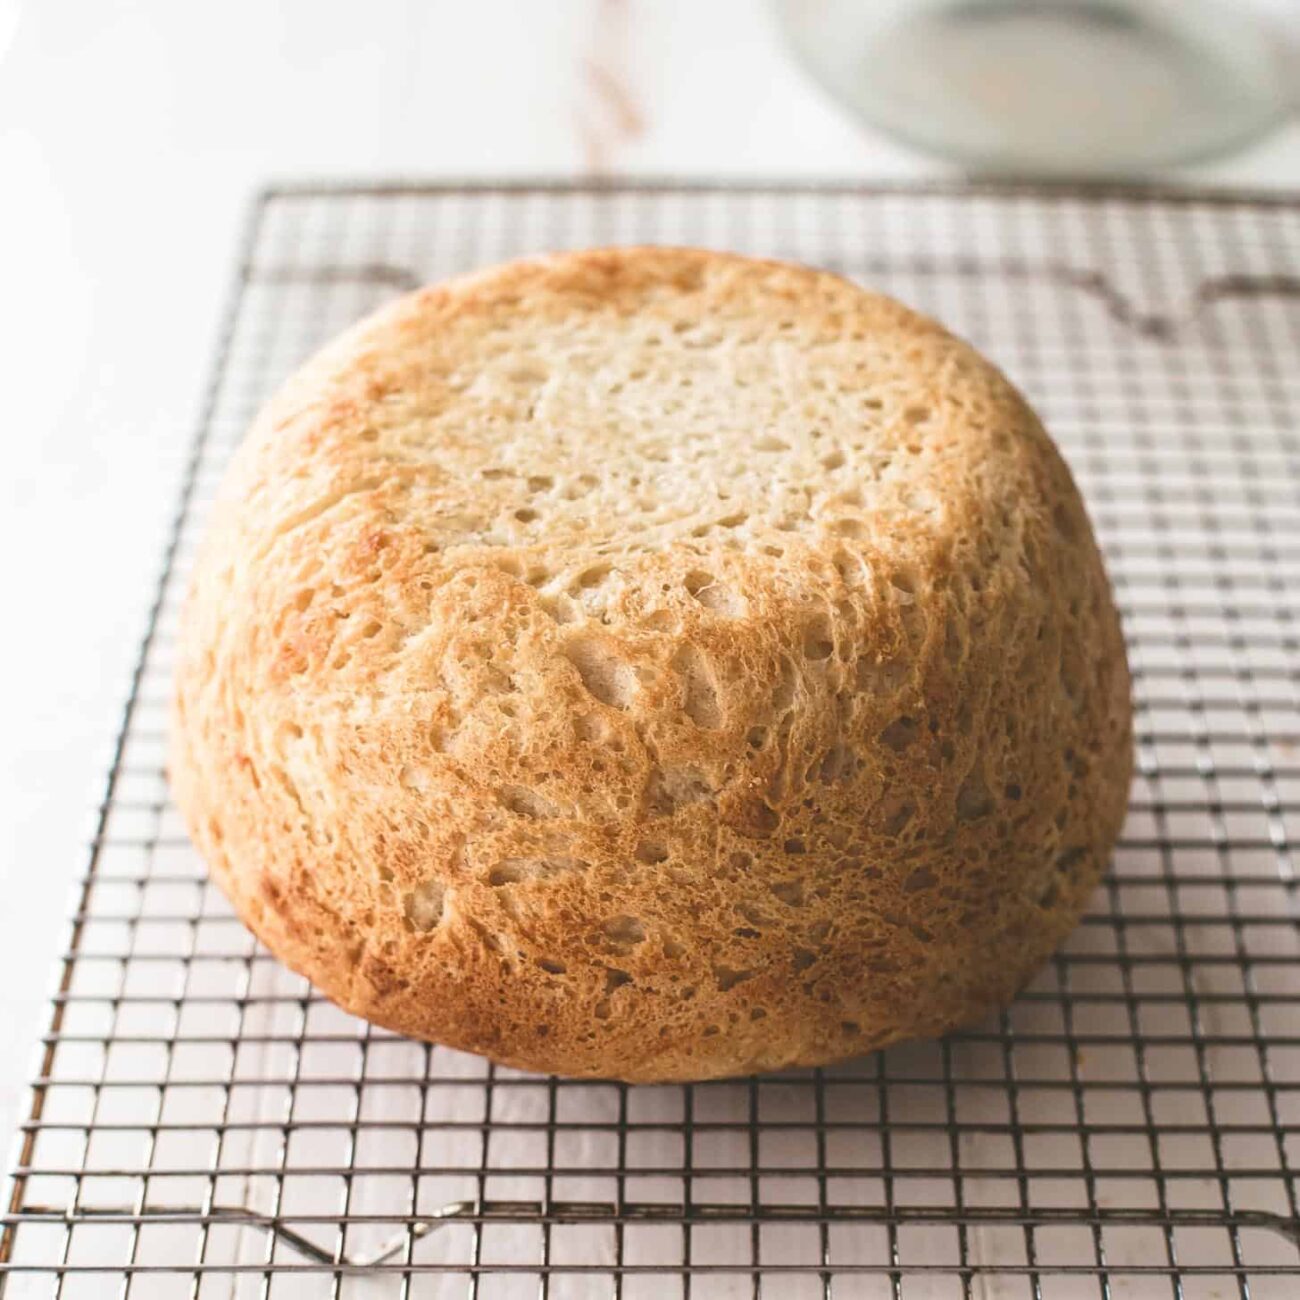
171,248,1132,1082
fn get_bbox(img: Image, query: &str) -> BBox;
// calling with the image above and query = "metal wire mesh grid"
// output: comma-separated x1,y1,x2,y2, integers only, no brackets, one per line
3,181,1299,1298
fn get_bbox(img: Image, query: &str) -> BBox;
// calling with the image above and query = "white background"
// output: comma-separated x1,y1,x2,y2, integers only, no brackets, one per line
1,0,1297,1159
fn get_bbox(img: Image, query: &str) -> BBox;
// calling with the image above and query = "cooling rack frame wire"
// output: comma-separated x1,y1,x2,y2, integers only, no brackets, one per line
3,179,1300,1299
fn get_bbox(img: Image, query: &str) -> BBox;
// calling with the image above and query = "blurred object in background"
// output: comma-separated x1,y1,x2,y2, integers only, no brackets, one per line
776,0,1292,175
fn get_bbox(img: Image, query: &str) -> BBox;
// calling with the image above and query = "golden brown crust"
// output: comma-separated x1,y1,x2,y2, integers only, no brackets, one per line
170,248,1132,1081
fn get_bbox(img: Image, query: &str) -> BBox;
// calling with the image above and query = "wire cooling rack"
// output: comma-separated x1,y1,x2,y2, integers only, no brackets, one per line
3,181,1299,1298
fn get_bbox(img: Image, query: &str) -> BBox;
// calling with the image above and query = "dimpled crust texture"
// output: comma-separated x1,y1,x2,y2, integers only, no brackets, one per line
171,248,1132,1082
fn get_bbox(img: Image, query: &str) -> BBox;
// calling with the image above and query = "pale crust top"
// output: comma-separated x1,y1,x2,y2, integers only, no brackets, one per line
171,248,1132,1081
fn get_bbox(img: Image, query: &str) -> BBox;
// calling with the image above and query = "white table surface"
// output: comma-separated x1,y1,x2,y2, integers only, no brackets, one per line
1,0,1298,1163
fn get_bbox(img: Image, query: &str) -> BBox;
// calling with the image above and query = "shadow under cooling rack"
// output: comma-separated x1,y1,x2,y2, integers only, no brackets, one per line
3,180,1300,1298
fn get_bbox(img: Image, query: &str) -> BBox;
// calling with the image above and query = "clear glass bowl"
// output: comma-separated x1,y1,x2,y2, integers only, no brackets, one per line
776,0,1291,174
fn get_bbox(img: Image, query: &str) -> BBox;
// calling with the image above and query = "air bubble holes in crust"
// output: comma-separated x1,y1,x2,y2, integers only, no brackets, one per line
646,766,714,816
403,880,445,932
802,616,834,662
574,563,612,592
487,856,584,886
771,880,805,908
736,797,780,838
499,786,558,819
878,716,919,753
594,967,634,1021
602,916,646,948
684,569,744,617
672,644,722,730
563,636,637,709
956,770,994,821
713,965,754,992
